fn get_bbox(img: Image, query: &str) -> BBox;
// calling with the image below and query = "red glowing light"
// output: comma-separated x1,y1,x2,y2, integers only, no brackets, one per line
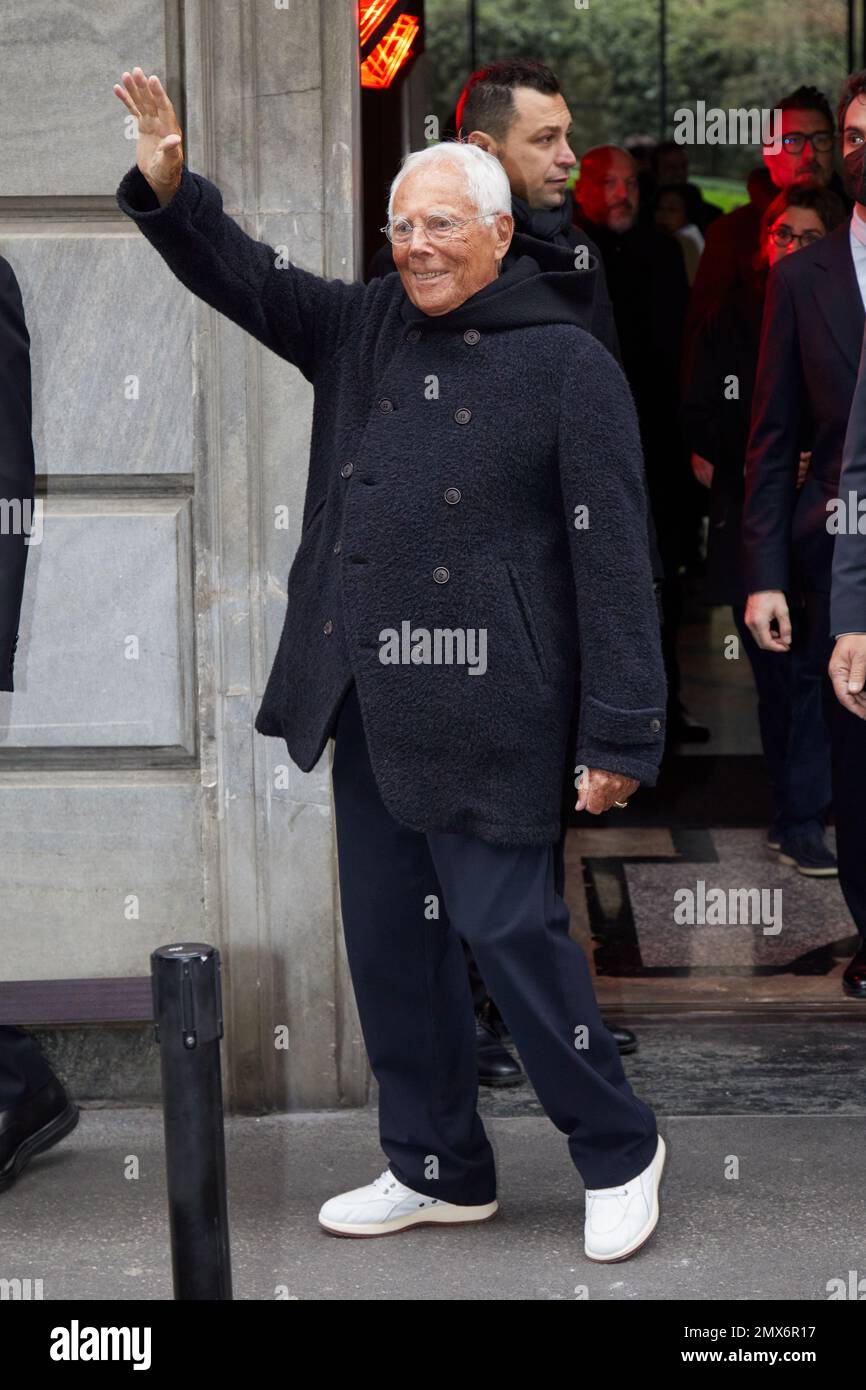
360,13,420,89
359,0,400,46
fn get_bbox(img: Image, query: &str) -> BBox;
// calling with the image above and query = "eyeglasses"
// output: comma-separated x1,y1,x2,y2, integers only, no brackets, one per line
769,223,824,249
776,130,835,154
381,213,493,244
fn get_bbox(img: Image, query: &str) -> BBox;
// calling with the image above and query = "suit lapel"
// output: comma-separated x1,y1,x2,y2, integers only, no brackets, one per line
810,220,864,375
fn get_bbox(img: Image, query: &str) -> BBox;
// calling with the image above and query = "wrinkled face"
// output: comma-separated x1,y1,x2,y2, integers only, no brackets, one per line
655,190,688,233
390,165,513,316
486,86,577,209
766,205,827,265
578,150,639,232
764,106,834,189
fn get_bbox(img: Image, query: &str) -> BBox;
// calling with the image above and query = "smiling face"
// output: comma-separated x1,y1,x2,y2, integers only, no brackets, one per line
390,163,513,316
468,86,577,209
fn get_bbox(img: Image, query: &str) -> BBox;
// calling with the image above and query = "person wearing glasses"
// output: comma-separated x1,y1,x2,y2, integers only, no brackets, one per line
114,68,668,1261
742,72,866,998
683,182,846,878
684,84,848,371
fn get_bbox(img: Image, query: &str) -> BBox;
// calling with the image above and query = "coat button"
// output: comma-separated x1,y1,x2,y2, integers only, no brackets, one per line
463,329,480,345
433,566,450,584
378,397,394,413
650,718,661,731
333,539,342,554
405,328,421,343
323,620,334,635
444,487,461,505
340,462,353,477
454,408,472,425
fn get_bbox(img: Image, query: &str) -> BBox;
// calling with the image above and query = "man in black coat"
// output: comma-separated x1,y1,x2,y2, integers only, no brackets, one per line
368,60,620,361
743,72,866,995
574,144,704,746
367,60,647,1071
115,69,668,1260
0,254,79,1191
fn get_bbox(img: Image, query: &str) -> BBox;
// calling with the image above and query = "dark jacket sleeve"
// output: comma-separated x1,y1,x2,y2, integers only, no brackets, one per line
0,256,36,692
742,262,802,594
115,163,368,384
682,209,741,376
831,323,866,634
558,336,668,786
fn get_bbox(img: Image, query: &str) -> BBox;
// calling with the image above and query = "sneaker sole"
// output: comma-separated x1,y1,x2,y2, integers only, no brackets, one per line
319,1198,499,1238
584,1134,666,1263
777,853,838,877
0,1102,80,1193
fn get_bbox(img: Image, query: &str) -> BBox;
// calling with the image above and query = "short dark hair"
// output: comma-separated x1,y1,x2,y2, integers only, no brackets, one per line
456,60,560,143
837,70,866,133
776,84,835,131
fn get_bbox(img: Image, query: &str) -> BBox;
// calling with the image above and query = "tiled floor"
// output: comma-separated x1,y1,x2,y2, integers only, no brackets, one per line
561,597,862,1013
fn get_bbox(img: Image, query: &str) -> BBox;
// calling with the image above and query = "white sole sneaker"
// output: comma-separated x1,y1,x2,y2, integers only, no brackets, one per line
318,1168,499,1238
584,1134,666,1263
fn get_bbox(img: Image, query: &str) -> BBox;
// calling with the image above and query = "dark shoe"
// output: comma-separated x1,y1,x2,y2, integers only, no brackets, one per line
0,1077,79,1192
608,1023,638,1054
777,825,838,877
476,1016,524,1087
843,945,866,999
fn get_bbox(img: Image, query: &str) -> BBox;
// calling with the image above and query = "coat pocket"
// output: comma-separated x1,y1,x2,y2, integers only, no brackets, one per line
503,560,549,684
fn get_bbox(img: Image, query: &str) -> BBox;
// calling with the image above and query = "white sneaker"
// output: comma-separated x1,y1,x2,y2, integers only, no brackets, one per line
318,1168,499,1238
584,1134,666,1262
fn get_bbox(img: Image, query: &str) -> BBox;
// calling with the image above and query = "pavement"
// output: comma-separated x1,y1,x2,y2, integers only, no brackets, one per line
2,1097,865,1300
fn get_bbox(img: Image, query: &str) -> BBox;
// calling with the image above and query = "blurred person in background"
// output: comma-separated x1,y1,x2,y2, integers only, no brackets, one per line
742,72,866,996
574,145,705,746
683,182,846,873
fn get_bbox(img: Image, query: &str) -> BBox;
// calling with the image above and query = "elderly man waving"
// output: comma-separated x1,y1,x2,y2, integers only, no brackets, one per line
114,69,667,1263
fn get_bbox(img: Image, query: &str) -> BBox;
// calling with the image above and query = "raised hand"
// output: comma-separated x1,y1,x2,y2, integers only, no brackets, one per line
113,67,184,205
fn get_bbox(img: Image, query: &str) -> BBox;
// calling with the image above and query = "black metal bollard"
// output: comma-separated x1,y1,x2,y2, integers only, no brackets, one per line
151,943,233,1300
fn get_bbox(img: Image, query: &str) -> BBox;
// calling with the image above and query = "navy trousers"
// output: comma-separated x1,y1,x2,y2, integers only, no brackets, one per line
330,680,658,1203
732,603,831,833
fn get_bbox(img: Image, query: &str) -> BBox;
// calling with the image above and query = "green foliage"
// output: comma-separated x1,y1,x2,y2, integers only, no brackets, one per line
424,0,850,181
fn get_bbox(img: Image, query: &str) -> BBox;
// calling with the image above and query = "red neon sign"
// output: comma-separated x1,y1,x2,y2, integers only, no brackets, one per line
359,4,420,89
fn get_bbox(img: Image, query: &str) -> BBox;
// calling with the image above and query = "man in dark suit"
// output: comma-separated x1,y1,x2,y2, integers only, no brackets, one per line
828,321,866,972
684,84,847,371
743,71,866,995
0,253,79,1190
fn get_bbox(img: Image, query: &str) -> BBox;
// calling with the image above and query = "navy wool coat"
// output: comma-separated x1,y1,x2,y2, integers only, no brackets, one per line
117,163,667,846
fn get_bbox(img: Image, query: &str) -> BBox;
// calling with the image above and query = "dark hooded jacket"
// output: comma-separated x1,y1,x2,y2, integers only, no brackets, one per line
116,162,666,846
367,187,621,362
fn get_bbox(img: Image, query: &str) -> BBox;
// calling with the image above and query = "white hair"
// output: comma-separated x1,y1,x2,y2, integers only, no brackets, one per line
387,141,512,223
